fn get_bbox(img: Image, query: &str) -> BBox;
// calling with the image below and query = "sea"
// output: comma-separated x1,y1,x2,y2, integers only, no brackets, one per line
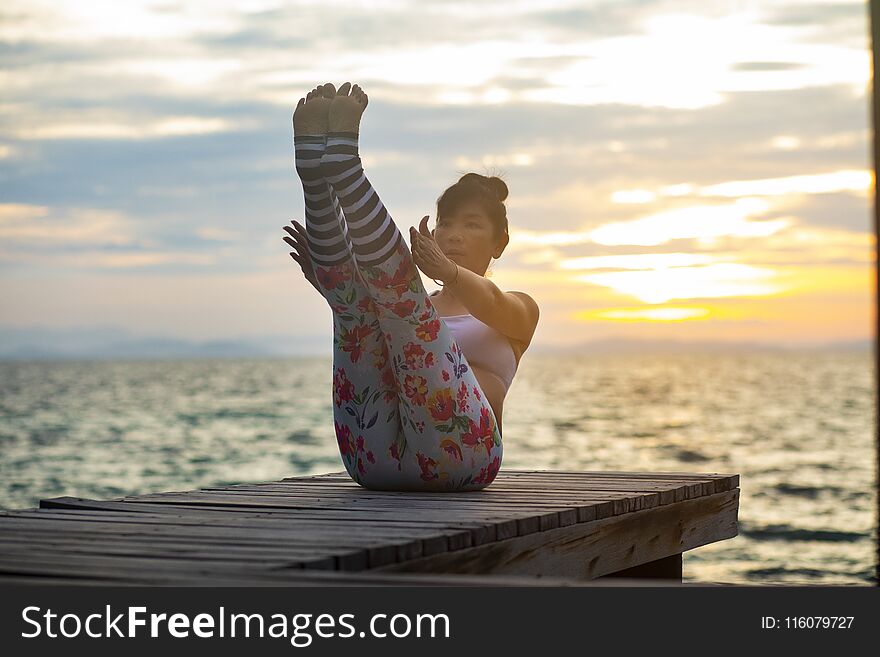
0,349,875,586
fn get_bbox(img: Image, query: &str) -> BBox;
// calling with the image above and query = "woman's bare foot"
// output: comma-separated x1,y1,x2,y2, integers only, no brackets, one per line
328,82,369,134
292,83,336,136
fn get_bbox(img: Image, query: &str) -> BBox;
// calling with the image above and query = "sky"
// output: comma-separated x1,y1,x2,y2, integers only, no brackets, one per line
0,0,874,353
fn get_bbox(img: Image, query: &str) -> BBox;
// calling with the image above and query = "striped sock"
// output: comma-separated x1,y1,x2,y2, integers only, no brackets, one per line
294,134,354,268
319,131,403,268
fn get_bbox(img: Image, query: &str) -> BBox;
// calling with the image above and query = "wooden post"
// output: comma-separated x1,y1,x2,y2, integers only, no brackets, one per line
598,553,682,581
870,0,880,588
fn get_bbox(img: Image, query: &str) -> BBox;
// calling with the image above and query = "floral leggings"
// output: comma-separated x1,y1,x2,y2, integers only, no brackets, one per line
294,131,501,491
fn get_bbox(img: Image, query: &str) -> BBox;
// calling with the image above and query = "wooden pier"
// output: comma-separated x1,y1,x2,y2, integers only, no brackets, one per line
0,469,739,586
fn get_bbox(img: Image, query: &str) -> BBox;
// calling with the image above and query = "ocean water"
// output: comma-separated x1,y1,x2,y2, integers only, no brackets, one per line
0,350,875,586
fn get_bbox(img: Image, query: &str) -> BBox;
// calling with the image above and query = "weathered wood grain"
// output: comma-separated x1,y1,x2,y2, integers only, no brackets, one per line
0,469,740,585
373,489,740,579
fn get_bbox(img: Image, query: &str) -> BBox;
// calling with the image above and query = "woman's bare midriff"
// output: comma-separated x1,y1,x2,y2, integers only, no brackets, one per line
430,291,527,438
469,363,507,434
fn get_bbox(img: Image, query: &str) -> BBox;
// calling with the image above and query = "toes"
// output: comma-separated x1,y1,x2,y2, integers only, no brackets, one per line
322,82,336,98
351,84,367,105
296,97,304,108
338,82,351,96
362,92,368,108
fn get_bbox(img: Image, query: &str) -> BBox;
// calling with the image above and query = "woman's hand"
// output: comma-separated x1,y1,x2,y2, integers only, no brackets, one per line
282,220,322,295
410,215,457,284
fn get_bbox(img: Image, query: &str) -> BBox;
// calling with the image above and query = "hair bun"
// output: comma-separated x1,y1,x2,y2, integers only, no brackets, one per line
458,172,508,202
485,176,508,202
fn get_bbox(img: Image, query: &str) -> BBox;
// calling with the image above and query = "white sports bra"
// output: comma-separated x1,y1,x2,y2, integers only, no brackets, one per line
440,313,519,392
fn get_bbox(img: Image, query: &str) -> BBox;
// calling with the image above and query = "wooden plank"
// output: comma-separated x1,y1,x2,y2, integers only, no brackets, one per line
0,538,363,566
485,474,724,497
197,482,696,495
0,529,417,569
0,551,334,577
107,493,592,535
0,527,360,569
0,518,445,567
215,474,727,488
128,489,615,510
130,489,652,520
0,534,411,569
119,490,583,513
198,482,705,498
34,499,518,545
284,471,738,491
497,470,737,479
17,503,503,552
193,483,699,505
296,469,738,482
204,491,666,516
372,489,739,579
276,473,737,497
119,487,673,521
5,508,475,538
8,509,482,537
33,498,502,530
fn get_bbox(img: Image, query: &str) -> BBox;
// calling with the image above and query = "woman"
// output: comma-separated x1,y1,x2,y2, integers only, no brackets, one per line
282,82,539,492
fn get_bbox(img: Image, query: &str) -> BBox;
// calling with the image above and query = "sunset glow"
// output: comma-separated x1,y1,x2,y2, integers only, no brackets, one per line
589,199,789,246
578,307,712,322
575,263,784,304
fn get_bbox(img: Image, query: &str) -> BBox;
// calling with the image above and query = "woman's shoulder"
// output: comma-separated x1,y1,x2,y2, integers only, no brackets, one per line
499,291,539,351
505,291,539,315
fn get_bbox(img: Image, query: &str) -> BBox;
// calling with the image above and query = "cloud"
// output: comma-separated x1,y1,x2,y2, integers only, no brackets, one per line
0,0,868,126
763,1,867,28
48,251,218,268
530,1,649,38
0,0,871,344
698,169,869,198
14,116,245,140
0,203,143,247
0,0,241,42
730,61,808,72
0,81,868,245
559,252,716,270
0,203,242,270
770,191,871,233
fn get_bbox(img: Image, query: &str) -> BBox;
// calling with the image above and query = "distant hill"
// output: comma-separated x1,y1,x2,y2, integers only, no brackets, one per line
0,326,330,360
528,337,873,355
0,325,871,361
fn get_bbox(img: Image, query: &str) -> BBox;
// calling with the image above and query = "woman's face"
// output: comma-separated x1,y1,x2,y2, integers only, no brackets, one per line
432,200,505,274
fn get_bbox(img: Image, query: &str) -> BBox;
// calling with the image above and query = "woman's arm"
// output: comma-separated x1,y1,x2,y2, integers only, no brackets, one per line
443,266,539,345
409,221,539,345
